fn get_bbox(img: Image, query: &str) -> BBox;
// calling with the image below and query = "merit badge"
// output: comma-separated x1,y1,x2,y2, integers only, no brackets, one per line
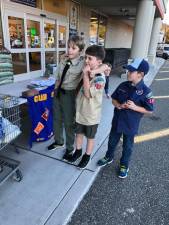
136,90,143,95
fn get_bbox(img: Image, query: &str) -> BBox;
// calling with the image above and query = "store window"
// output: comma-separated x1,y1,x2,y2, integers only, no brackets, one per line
12,53,27,75
59,51,66,62
44,22,56,48
8,16,25,49
59,25,66,48
89,12,99,45
27,20,41,48
89,12,107,46
45,51,56,65
98,16,107,46
29,52,41,71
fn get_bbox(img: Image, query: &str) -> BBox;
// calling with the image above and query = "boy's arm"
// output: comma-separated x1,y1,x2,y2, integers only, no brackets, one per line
126,100,153,114
83,66,91,99
112,99,121,109
112,99,127,110
90,64,109,78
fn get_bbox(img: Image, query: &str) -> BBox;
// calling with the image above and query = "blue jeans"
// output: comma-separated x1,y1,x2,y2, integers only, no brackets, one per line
104,76,109,94
105,127,134,168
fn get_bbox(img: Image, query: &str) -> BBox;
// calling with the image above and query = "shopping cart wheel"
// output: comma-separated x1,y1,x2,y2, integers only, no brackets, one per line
12,169,23,182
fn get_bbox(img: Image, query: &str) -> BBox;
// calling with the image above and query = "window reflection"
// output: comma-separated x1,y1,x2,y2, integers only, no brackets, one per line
98,16,107,46
59,25,66,48
45,51,57,75
59,51,66,62
8,16,25,48
45,51,56,65
12,53,27,75
27,20,41,48
89,12,99,45
89,12,107,46
29,52,41,71
44,23,56,48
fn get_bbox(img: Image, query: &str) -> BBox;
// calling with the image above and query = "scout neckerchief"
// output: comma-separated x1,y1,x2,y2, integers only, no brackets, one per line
56,59,72,97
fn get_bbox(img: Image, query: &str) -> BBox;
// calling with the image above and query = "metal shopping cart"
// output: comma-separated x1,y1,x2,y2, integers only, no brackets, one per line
0,94,23,186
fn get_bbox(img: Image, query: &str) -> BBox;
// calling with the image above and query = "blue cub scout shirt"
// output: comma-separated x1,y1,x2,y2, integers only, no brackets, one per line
111,80,154,135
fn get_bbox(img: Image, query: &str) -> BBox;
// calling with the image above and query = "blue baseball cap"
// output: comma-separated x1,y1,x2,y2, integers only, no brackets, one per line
123,58,149,75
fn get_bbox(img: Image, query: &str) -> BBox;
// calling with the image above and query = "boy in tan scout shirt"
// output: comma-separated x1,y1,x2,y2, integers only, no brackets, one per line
48,36,108,161
68,45,106,169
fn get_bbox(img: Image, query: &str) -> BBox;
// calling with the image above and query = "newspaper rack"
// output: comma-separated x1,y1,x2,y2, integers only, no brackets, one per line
0,94,22,185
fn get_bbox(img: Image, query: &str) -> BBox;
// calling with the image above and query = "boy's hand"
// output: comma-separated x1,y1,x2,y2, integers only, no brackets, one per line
89,64,109,78
90,69,97,78
83,65,91,76
120,102,128,109
126,100,137,110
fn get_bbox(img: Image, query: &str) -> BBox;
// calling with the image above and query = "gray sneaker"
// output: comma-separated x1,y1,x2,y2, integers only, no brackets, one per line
48,142,64,151
97,156,113,167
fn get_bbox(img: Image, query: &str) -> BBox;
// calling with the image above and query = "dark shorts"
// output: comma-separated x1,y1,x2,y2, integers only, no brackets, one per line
76,123,98,139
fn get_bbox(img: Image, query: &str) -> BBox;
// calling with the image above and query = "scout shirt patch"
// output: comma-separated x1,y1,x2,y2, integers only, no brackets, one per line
94,76,105,90
136,89,143,95
146,91,154,104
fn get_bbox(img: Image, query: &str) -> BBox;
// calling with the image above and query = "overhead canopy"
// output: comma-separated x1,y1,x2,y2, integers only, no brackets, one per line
76,0,167,19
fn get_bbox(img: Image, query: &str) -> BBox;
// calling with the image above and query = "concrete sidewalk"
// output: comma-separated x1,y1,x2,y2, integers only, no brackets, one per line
0,58,164,225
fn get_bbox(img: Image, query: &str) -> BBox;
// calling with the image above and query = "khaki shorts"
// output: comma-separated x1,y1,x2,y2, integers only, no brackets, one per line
76,123,98,139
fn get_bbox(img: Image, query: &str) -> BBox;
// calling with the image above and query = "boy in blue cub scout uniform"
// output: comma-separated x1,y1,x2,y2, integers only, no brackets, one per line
98,58,154,178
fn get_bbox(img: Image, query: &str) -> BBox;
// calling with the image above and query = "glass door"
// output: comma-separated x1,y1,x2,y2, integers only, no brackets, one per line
4,10,58,80
4,11,27,77
26,15,42,75
43,18,57,75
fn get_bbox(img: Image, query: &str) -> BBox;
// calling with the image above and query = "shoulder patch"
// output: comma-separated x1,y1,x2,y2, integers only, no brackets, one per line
146,91,153,99
94,76,105,90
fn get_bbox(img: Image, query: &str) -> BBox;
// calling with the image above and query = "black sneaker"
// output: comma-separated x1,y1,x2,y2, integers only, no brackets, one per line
77,154,90,169
48,142,64,151
68,149,82,163
97,156,113,167
63,150,73,161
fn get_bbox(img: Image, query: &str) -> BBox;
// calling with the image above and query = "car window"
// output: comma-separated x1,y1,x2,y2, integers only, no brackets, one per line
164,47,169,50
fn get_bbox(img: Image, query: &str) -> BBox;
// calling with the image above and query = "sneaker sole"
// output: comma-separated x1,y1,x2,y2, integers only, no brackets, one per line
118,168,129,179
97,159,113,168
77,165,87,170
68,155,82,164
77,160,90,170
48,145,65,151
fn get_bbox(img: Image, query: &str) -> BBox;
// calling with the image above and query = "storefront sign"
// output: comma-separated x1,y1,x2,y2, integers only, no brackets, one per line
11,0,36,7
69,1,79,36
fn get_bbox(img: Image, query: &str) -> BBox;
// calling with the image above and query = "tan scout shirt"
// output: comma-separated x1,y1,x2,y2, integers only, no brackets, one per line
55,56,85,90
76,74,106,125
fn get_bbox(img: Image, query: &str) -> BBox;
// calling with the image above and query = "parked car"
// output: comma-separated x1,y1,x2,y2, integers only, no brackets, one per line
156,49,163,58
162,46,169,59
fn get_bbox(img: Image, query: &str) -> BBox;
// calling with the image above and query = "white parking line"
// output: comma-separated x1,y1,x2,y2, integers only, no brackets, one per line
155,78,169,81
159,71,169,73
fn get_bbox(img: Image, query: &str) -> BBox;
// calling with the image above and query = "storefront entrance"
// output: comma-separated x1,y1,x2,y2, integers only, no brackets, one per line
2,7,67,81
